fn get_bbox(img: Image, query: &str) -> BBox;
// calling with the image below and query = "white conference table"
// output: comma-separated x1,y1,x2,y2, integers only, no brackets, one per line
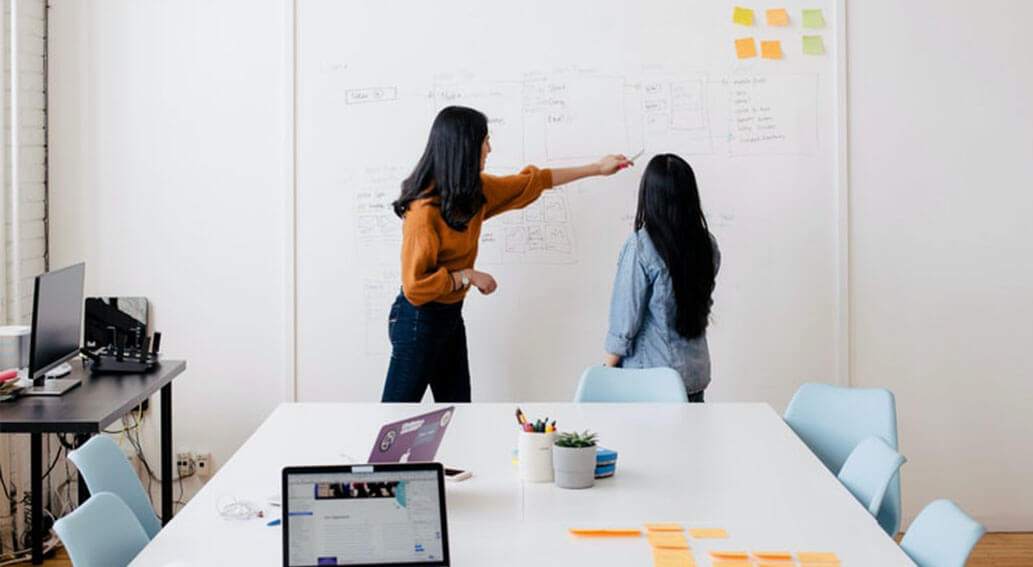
132,403,915,566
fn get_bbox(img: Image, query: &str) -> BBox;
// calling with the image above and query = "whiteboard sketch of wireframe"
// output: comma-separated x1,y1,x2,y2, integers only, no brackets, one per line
351,167,404,262
625,73,714,156
433,81,525,169
479,190,577,264
522,72,628,162
725,75,818,156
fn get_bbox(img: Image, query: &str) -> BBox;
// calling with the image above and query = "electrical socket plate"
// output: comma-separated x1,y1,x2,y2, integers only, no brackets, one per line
176,452,192,478
196,453,213,477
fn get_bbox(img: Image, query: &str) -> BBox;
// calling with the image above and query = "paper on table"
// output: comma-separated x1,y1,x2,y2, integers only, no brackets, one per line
644,522,684,532
761,40,783,59
653,548,696,567
735,38,757,59
688,528,729,539
709,551,749,559
766,8,789,26
802,35,825,55
797,552,839,563
754,551,793,560
802,9,825,28
732,6,754,26
647,532,690,549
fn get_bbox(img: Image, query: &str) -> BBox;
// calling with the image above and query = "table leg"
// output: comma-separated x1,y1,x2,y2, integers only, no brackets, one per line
74,434,91,505
30,433,42,565
161,382,173,524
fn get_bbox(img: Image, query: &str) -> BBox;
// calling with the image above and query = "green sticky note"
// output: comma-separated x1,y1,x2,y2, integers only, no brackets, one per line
802,9,825,28
802,35,825,55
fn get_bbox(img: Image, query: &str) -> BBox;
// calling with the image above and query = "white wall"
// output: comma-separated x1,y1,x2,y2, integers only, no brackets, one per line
47,0,291,480
45,0,1033,532
847,1,1033,531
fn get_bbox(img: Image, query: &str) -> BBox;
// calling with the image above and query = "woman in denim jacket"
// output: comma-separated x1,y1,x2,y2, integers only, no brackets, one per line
603,154,719,402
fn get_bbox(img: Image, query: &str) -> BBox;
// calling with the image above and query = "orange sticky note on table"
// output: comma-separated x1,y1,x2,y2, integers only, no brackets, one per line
645,523,684,532
798,552,840,563
653,548,696,567
734,38,757,59
758,562,796,567
568,528,642,537
648,532,690,549
712,561,751,567
732,6,754,26
709,551,749,560
688,527,728,538
766,8,789,26
755,552,793,560
761,40,783,59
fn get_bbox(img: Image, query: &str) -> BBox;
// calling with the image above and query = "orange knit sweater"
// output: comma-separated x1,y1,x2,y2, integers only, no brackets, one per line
400,166,553,305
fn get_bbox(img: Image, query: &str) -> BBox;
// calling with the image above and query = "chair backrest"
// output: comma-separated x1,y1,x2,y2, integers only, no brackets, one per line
67,435,161,538
837,436,906,517
573,366,688,403
53,492,150,567
783,382,901,535
900,499,985,567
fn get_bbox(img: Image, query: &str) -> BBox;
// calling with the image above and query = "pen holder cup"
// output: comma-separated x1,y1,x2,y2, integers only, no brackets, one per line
518,431,556,482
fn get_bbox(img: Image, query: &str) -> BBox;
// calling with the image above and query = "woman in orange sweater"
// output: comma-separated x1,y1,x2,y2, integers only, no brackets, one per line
383,106,632,402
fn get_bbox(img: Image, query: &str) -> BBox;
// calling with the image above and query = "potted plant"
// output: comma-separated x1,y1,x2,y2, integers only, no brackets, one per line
552,430,598,489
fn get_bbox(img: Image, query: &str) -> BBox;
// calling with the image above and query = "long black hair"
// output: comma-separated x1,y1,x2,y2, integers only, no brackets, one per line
393,106,488,231
635,154,715,339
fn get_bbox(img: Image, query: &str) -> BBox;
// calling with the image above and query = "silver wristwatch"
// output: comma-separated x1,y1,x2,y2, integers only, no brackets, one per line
460,270,471,289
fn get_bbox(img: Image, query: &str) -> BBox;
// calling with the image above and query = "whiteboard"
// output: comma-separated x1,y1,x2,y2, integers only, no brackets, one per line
295,0,843,405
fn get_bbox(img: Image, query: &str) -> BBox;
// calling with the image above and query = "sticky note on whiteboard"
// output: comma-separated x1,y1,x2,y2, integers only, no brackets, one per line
761,40,783,59
802,35,825,55
735,38,758,59
733,6,754,26
766,8,789,26
802,9,826,28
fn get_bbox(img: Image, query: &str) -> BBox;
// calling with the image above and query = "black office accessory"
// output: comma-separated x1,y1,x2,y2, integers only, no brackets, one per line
23,263,86,397
84,296,148,349
81,327,162,374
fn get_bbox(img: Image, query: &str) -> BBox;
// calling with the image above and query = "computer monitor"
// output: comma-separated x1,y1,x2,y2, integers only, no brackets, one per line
25,263,85,395
282,463,450,567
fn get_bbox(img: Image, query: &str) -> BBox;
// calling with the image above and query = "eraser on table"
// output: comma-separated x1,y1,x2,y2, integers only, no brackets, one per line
732,6,754,26
797,552,839,563
688,528,728,539
647,532,690,549
644,522,684,532
734,38,757,59
709,551,749,559
766,8,789,26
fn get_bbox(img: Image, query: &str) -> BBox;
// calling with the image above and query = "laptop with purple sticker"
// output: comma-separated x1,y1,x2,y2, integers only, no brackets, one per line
368,407,455,464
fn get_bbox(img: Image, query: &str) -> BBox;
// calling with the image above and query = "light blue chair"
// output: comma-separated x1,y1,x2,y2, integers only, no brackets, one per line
53,492,150,567
573,366,688,402
900,499,985,567
67,435,161,539
837,436,906,517
783,382,901,535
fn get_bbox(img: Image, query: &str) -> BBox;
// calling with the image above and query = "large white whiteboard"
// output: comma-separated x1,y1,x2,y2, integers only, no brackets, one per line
296,0,843,405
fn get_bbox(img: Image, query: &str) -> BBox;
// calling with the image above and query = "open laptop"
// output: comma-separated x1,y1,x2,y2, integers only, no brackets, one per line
368,407,455,464
282,463,450,567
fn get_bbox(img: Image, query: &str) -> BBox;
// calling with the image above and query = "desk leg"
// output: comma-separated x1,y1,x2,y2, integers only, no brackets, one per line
30,433,42,565
161,382,173,524
74,434,91,505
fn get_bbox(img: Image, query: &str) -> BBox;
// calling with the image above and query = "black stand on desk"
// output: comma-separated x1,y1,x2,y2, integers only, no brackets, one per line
0,359,185,564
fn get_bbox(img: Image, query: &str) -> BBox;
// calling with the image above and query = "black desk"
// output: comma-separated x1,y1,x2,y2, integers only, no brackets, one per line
0,359,185,564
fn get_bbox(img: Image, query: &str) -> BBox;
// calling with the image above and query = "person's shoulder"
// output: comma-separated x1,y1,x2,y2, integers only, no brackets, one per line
403,198,441,222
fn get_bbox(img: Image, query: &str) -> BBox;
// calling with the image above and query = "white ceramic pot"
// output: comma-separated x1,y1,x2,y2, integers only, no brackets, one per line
552,444,596,489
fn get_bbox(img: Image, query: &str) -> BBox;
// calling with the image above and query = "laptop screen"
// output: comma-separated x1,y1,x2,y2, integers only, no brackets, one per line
284,465,448,566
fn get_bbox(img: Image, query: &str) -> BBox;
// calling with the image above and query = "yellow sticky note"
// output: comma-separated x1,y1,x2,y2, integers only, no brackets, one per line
648,532,690,549
798,552,840,563
734,38,757,59
761,40,782,59
766,8,789,26
709,551,749,560
802,8,825,28
802,35,825,55
732,6,754,26
653,548,696,567
645,523,684,532
689,527,728,539
712,561,751,567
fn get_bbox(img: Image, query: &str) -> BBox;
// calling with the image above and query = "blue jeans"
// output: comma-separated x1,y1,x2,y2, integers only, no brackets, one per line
381,293,471,403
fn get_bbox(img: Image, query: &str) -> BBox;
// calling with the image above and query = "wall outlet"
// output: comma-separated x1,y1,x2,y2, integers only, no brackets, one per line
196,453,213,477
176,451,193,478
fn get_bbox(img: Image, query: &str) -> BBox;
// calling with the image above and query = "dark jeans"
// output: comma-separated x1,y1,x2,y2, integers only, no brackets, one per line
688,390,705,403
382,293,471,403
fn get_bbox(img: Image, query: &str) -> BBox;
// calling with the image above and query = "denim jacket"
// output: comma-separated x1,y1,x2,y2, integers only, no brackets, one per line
605,229,720,395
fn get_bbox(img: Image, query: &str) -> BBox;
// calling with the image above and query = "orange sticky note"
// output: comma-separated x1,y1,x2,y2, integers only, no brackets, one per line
766,8,789,26
709,551,749,560
758,562,796,567
712,561,751,567
755,552,793,560
645,523,684,532
568,528,642,537
653,548,696,567
798,552,840,563
732,6,754,26
734,38,757,59
761,40,783,59
648,532,690,549
688,528,728,539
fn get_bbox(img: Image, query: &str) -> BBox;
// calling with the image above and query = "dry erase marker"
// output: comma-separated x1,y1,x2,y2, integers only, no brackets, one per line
619,149,645,169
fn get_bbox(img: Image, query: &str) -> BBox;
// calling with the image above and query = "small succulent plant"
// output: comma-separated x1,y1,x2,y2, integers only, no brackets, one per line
554,430,598,448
